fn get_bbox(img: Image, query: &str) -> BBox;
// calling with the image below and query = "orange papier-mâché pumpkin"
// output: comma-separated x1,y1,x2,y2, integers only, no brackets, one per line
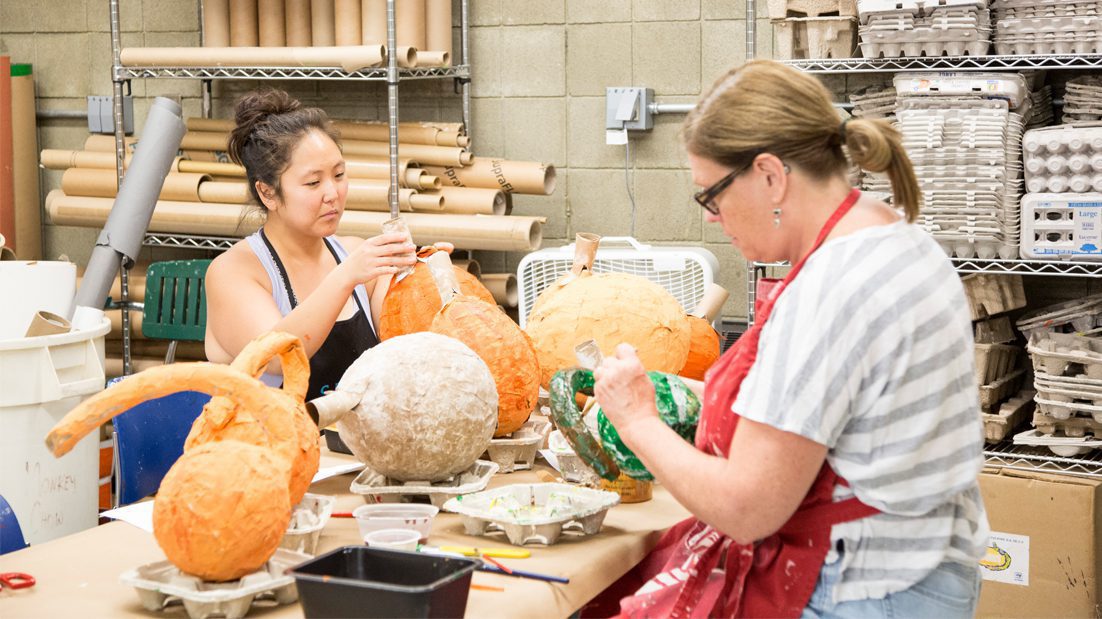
525,233,692,388
45,332,319,581
426,251,540,436
377,246,496,340
679,283,729,381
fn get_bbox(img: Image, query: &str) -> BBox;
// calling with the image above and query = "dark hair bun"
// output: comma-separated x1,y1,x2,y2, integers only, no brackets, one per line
228,89,302,167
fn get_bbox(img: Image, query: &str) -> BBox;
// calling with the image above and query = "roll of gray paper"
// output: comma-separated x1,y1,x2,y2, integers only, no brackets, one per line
73,97,186,314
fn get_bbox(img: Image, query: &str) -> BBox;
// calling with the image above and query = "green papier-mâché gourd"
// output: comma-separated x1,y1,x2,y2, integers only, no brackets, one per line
548,368,700,481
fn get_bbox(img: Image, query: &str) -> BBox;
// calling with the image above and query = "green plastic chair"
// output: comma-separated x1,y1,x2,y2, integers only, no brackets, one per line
142,259,212,363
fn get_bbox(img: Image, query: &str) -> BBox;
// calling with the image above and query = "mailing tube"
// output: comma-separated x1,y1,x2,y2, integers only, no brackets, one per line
258,0,286,46
229,0,259,46
202,0,231,46
311,0,336,46
72,97,187,315
284,0,312,46
119,46,386,71
396,0,425,49
425,0,451,58
334,0,362,46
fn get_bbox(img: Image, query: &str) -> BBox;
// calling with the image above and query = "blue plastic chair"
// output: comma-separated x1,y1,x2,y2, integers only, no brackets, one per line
109,377,210,507
0,494,27,555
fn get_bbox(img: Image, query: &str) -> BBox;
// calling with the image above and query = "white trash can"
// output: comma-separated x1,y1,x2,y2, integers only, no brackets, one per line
0,316,110,545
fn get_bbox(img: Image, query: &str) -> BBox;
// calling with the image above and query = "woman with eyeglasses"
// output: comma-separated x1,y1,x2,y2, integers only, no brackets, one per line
589,60,988,618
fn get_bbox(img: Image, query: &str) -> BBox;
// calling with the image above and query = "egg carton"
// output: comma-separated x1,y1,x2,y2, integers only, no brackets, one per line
773,16,859,59
279,493,335,556
1013,427,1102,456
862,13,991,31
895,74,1027,110
483,418,553,473
858,0,986,19
1016,292,1102,338
1033,409,1102,435
1035,382,1102,407
1023,124,1102,158
442,483,620,546
768,0,858,19
996,14,1100,33
349,460,500,508
994,36,1102,54
860,35,991,56
983,388,1036,442
1020,193,1102,260
1027,174,1102,193
976,343,1023,384
981,368,1029,410
962,273,1027,320
1034,367,1102,390
1027,331,1102,377
996,5,1101,18
120,548,309,619
934,237,1020,259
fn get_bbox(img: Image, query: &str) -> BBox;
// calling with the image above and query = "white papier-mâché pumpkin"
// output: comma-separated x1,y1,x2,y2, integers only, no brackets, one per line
335,332,498,481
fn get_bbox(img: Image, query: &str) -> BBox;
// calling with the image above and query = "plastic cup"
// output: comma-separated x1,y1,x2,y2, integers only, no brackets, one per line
364,528,421,551
382,216,416,280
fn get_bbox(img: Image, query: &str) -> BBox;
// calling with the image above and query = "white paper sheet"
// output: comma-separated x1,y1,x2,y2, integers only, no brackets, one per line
101,501,155,533
310,462,364,483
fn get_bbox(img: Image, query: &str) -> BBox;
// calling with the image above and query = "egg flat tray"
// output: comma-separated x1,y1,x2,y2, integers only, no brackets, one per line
120,548,310,619
443,483,620,546
484,418,553,473
349,460,500,507
280,493,336,556
1013,428,1102,456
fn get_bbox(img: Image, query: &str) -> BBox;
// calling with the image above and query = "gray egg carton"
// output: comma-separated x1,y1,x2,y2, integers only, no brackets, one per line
993,13,1102,54
1013,427,1102,456
1023,125,1102,193
1020,193,1102,260
119,548,310,619
1032,410,1102,437
858,0,987,20
1016,292,1102,339
483,418,552,473
976,343,1023,385
983,389,1035,442
279,493,335,556
442,483,620,546
981,368,1028,410
349,460,500,507
1027,331,1102,378
994,0,1100,20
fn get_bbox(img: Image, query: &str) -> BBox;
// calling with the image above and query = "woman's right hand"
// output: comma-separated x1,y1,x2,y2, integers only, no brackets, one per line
338,232,416,287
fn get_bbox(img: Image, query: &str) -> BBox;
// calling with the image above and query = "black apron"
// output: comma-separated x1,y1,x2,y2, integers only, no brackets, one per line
261,230,380,401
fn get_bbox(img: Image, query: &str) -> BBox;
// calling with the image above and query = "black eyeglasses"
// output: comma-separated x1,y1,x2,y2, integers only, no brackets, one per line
693,167,743,215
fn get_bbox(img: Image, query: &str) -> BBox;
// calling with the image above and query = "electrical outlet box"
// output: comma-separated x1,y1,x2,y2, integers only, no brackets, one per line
87,95,134,135
605,87,654,131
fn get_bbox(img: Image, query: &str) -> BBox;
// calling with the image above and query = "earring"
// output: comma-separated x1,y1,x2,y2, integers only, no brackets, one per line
773,208,782,228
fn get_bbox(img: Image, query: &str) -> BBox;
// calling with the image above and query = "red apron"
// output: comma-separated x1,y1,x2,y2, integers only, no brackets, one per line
617,188,879,619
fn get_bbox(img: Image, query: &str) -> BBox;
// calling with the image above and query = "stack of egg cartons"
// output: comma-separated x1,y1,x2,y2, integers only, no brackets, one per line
850,84,897,120
868,72,1027,259
992,0,1102,55
857,0,992,58
1013,293,1102,455
768,0,860,59
1027,84,1055,129
1020,124,1102,259
1062,76,1102,124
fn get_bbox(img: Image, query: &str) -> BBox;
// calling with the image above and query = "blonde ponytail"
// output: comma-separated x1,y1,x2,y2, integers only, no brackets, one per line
844,118,921,223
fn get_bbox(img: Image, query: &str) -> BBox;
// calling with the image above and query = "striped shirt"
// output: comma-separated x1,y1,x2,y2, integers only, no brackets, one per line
733,220,989,603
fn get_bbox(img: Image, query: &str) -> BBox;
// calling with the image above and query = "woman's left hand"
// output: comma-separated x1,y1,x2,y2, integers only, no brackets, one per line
593,343,660,444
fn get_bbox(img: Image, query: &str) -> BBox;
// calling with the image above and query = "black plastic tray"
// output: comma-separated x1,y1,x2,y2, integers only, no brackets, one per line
289,546,477,618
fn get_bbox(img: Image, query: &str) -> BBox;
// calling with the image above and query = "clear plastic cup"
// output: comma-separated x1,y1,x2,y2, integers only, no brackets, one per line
363,528,421,551
382,216,416,280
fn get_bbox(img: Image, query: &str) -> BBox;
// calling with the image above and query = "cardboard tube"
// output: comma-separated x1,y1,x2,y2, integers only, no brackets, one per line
181,131,229,151
416,172,440,189
334,0,362,46
311,0,336,46
187,117,460,147
396,0,426,49
343,139,468,167
119,46,385,72
451,258,480,279
0,57,14,254
258,0,286,46
25,311,73,337
362,0,386,45
0,233,14,261
285,0,312,46
62,168,210,202
84,135,137,152
72,98,187,315
46,190,543,251
424,158,556,195
345,157,413,180
416,50,448,67
203,0,232,46
106,357,164,376
79,272,147,301
178,159,244,176
425,0,451,59
41,149,133,170
692,283,729,321
229,0,259,46
12,66,41,259
423,186,506,215
481,273,517,308
391,46,417,68
198,180,250,203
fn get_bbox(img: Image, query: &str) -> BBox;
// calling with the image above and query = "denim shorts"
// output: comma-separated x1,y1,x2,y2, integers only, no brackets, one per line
800,548,981,619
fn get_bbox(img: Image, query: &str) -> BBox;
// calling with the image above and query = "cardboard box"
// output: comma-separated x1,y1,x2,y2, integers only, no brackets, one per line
978,468,1102,618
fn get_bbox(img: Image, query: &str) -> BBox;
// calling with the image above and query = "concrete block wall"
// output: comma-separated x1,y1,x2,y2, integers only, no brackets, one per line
1,0,889,320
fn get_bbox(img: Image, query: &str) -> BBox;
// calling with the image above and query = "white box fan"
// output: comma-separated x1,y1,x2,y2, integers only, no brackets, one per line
516,236,720,328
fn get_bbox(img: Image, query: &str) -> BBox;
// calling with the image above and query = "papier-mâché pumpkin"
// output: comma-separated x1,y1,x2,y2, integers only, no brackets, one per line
526,233,692,388
45,332,319,582
153,441,291,581
679,283,729,381
334,331,497,481
425,251,540,437
377,246,496,340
